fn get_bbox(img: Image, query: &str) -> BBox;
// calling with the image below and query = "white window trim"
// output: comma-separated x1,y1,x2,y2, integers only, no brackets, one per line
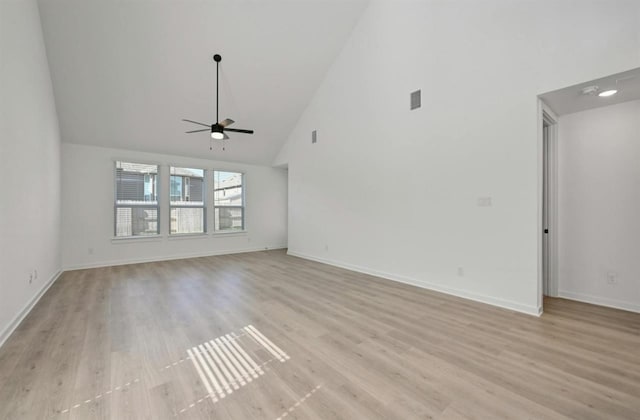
167,233,209,240
211,230,248,236
111,235,164,243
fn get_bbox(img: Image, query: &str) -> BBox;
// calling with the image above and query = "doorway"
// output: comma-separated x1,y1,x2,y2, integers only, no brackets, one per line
538,67,640,313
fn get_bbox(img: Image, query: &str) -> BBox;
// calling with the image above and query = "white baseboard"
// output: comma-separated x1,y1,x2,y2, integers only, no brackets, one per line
287,251,542,317
558,290,640,313
0,269,63,349
63,245,288,271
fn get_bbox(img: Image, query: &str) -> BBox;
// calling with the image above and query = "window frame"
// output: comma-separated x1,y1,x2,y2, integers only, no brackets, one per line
113,160,161,238
213,170,246,233
169,166,207,236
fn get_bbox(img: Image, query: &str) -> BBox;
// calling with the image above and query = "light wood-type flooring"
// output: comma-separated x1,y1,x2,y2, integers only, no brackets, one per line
0,250,639,419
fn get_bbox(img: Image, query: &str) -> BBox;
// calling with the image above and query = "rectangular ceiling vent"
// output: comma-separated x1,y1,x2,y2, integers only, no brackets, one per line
312,130,317,144
410,89,421,110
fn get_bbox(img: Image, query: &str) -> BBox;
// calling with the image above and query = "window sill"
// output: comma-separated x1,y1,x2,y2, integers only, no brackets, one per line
111,235,164,244
167,233,208,240
211,230,248,237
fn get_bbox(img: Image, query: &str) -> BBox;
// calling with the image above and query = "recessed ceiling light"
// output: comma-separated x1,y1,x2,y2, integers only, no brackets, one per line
598,89,618,97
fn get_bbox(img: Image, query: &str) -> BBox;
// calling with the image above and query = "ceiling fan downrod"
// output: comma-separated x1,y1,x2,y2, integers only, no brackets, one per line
214,54,221,124
182,53,255,148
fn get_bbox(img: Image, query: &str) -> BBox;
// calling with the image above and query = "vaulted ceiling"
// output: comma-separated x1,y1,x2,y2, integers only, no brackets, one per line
37,0,368,165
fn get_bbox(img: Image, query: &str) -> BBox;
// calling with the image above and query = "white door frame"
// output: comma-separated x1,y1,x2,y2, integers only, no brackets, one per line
537,99,559,311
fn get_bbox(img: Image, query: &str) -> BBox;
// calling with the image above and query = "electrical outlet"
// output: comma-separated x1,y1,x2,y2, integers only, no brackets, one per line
457,267,464,276
324,244,329,252
88,247,94,255
606,271,617,285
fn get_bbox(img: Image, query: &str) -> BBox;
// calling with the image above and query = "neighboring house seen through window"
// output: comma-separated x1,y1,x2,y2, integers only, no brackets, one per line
114,161,159,237
214,171,244,232
113,164,245,237
170,167,206,234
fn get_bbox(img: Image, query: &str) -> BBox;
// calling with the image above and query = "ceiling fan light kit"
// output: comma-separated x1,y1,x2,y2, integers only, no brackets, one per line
183,54,254,149
211,125,225,139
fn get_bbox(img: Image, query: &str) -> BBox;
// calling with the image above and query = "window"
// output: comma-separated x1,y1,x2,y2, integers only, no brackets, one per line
114,161,159,237
170,166,205,234
213,171,244,232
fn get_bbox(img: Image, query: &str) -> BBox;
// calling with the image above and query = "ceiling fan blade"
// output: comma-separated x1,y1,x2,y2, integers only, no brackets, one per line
225,128,254,134
223,133,229,140
182,119,211,128
185,129,210,133
219,118,235,127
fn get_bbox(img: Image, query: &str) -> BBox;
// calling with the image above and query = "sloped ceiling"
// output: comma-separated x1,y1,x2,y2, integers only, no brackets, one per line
37,0,368,165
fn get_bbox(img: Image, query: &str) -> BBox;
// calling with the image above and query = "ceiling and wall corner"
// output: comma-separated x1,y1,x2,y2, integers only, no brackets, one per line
277,0,640,315
36,0,369,165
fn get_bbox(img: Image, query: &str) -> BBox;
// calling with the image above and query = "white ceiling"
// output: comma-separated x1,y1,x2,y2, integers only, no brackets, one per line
37,0,368,165
540,67,640,116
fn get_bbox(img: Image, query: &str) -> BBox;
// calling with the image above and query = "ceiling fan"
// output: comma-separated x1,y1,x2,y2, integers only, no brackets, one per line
183,54,254,147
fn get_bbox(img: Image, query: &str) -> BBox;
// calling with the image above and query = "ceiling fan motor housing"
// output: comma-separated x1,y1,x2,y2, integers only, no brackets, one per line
211,123,223,133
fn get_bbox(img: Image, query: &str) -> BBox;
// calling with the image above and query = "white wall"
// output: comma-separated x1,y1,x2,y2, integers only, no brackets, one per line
558,100,640,312
275,0,640,315
61,143,287,269
0,0,61,344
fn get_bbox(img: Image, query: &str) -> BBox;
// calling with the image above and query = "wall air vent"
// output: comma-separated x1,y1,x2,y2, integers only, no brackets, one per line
410,89,421,110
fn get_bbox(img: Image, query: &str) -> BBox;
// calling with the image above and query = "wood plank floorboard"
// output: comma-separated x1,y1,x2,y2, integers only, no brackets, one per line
0,249,639,419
